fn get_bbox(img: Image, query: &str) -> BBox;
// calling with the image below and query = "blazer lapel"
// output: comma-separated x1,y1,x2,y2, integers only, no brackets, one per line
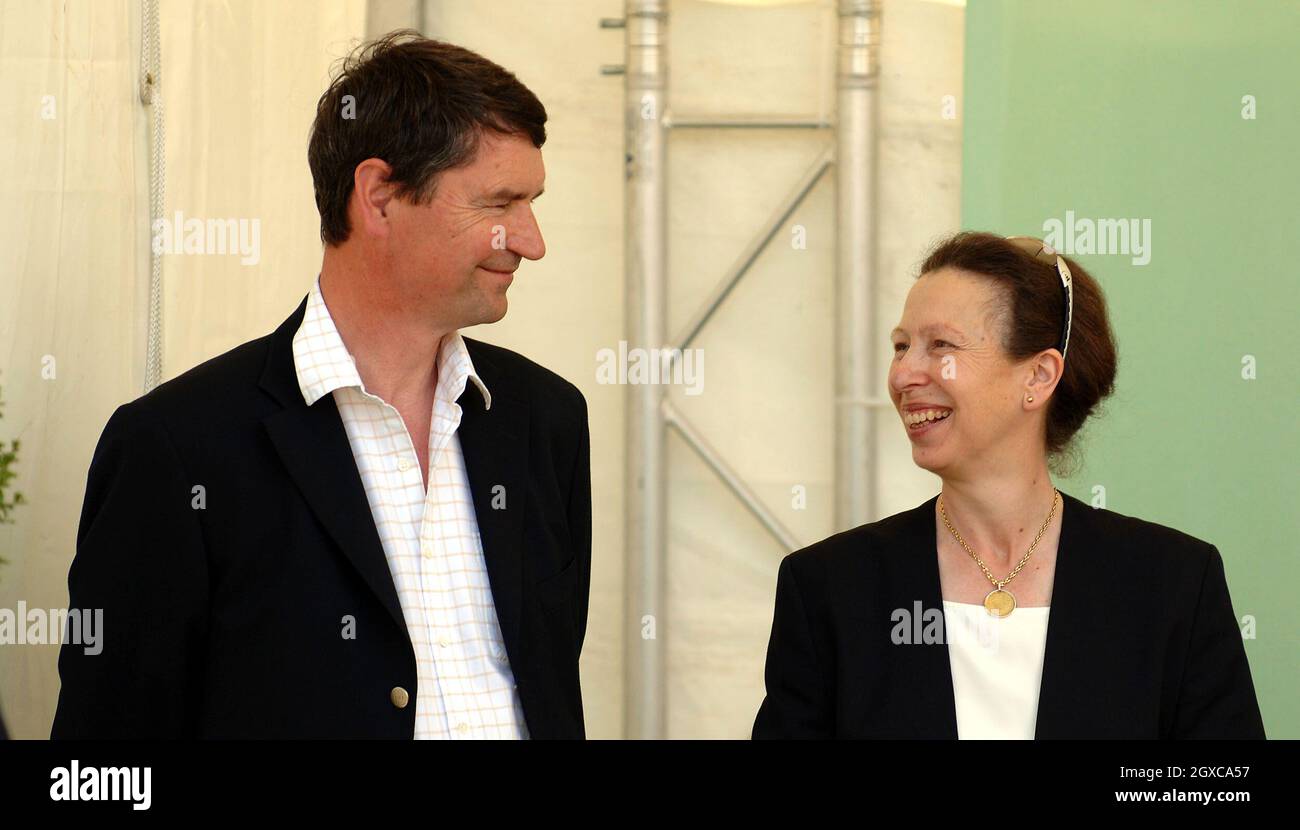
257,297,406,635
456,339,529,665
902,497,961,738
1034,491,1108,739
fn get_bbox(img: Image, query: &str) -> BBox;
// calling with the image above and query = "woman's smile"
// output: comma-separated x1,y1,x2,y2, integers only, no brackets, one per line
905,408,953,439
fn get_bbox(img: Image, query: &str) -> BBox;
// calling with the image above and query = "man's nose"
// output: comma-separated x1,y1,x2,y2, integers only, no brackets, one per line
508,206,546,261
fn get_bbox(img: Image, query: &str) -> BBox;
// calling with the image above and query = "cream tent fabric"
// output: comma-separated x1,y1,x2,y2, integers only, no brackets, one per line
0,0,960,738
1,0,158,740
0,0,366,738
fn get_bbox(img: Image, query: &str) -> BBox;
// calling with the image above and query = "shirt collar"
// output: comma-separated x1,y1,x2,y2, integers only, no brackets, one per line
291,274,491,410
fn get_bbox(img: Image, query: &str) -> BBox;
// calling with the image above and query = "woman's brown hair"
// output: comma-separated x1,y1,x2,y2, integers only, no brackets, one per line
919,231,1119,473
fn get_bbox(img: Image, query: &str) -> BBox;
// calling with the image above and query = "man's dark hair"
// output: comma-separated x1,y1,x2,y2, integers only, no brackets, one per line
308,29,548,246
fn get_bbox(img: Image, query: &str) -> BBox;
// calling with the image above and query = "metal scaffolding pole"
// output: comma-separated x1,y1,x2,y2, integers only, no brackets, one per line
618,0,881,738
835,0,882,530
623,0,668,741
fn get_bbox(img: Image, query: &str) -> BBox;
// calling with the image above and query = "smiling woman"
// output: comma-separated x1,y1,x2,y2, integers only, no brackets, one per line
913,232,1117,468
752,231,1265,740
889,231,1118,478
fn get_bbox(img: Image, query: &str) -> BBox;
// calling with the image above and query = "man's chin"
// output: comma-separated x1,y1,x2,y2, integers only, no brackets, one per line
475,296,508,326
483,304,507,324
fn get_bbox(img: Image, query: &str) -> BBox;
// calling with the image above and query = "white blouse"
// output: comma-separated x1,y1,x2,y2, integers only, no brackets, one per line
942,600,1051,739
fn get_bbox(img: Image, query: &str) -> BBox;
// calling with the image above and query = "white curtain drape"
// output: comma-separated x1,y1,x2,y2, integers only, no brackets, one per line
0,0,365,739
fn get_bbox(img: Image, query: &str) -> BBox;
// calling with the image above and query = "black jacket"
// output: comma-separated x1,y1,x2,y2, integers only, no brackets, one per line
52,297,591,739
753,491,1266,739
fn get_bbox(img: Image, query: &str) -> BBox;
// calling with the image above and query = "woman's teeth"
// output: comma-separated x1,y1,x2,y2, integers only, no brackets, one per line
905,408,952,427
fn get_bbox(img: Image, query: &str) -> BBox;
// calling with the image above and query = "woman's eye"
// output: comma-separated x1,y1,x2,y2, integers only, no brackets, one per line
893,343,906,353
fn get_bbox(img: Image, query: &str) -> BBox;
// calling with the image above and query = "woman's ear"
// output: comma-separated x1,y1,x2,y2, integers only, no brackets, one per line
1024,348,1064,407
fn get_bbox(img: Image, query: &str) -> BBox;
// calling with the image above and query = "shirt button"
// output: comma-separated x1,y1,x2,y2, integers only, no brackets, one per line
456,722,470,734
421,545,434,559
439,636,452,648
397,458,412,472
390,687,409,709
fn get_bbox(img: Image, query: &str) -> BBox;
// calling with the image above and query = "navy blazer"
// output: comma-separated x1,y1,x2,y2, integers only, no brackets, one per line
753,491,1266,739
52,297,591,739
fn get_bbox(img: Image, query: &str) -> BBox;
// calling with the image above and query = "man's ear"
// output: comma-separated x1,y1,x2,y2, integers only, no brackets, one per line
351,158,396,238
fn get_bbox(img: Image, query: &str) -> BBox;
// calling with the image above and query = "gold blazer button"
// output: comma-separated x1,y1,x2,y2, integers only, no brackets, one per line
390,686,410,709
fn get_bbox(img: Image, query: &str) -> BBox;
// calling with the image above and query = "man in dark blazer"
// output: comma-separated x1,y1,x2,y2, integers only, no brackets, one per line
752,491,1266,739
52,32,590,739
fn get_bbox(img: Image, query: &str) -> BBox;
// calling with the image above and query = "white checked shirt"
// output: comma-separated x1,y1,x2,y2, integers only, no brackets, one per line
292,275,528,739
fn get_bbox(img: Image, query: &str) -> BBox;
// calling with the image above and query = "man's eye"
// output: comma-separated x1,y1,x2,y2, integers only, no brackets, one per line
893,343,906,353
934,340,952,348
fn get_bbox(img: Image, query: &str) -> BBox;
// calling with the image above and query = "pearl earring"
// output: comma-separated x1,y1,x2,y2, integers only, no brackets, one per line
1026,395,1034,403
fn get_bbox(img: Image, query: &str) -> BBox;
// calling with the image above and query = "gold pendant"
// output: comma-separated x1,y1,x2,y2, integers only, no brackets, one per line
984,588,1016,618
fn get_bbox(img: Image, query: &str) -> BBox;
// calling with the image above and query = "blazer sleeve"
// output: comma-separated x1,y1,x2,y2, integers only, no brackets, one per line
752,555,833,738
1169,544,1266,738
566,389,592,652
51,400,210,739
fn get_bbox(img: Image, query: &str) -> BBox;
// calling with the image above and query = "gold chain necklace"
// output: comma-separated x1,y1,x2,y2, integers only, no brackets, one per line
938,488,1059,619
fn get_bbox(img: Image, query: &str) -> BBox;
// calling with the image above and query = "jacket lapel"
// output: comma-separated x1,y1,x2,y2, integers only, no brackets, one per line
901,497,961,738
1033,491,1106,739
257,297,406,634
456,338,529,665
